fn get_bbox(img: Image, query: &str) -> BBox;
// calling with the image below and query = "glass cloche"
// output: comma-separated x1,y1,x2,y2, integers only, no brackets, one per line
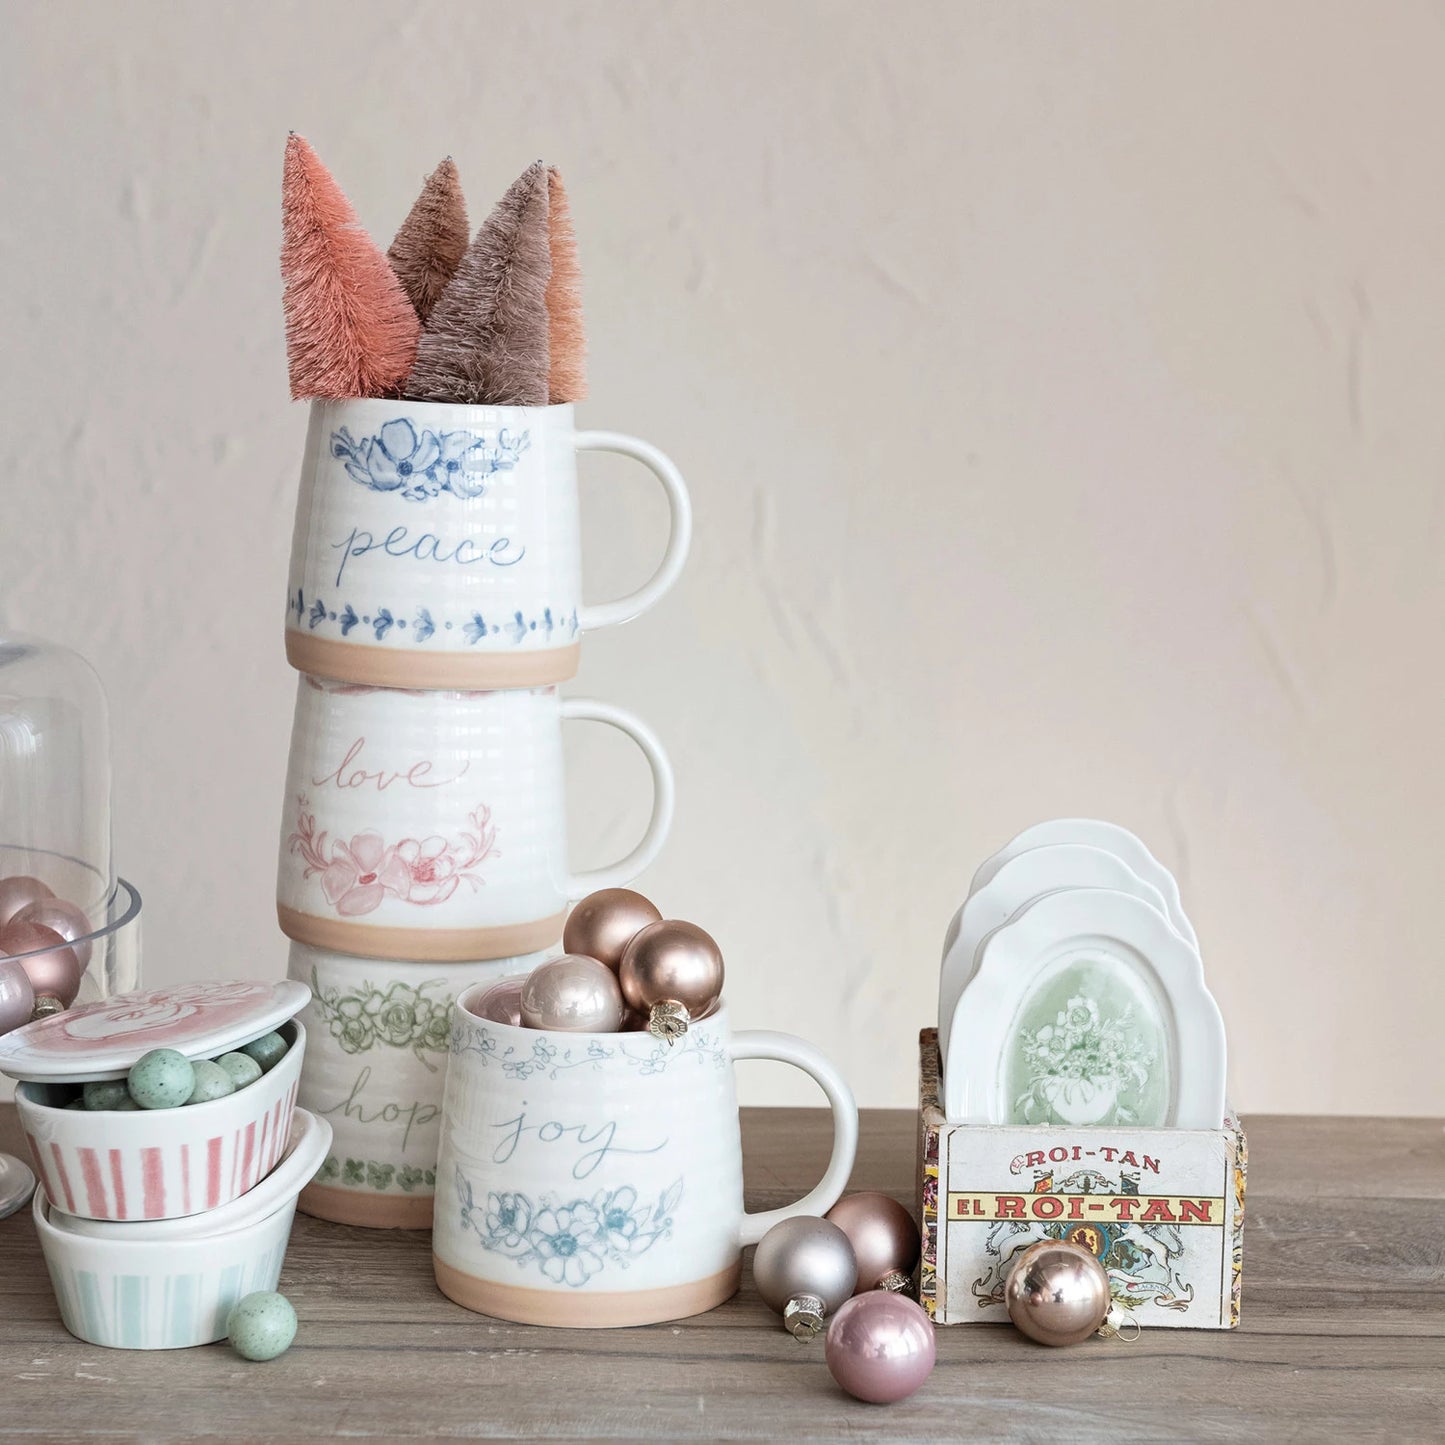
0,633,142,1215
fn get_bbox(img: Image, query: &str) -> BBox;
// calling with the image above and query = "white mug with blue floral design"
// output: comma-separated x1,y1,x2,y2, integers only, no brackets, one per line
285,399,692,690
276,677,674,962
433,992,859,1327
288,942,553,1229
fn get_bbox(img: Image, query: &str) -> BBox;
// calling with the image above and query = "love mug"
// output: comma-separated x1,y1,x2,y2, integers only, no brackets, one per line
284,399,691,689
276,678,674,961
433,996,859,1327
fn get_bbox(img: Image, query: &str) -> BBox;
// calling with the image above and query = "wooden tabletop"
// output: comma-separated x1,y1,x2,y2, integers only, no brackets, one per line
2,1105,1441,1442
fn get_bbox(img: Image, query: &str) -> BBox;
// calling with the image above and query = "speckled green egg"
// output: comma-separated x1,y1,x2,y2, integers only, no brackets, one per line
127,1049,196,1110
82,1079,130,1110
227,1291,297,1361
240,1031,288,1073
186,1059,235,1105
215,1051,262,1089
112,1096,141,1111
65,1098,87,1110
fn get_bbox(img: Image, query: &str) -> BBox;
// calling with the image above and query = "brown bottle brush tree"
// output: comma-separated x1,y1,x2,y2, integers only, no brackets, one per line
405,160,553,407
387,156,470,326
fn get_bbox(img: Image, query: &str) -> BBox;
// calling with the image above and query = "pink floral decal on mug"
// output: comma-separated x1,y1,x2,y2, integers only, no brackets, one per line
287,797,500,916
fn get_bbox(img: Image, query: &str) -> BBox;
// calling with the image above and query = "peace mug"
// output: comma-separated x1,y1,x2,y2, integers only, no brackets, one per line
433,996,859,1327
276,678,674,961
285,399,692,689
289,941,553,1229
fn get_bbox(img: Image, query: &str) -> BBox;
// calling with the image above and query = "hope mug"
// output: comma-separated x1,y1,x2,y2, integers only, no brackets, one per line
433,996,859,1327
285,399,692,689
276,677,673,961
289,941,552,1230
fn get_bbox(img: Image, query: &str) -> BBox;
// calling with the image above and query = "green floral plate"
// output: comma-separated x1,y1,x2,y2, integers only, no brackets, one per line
942,887,1225,1129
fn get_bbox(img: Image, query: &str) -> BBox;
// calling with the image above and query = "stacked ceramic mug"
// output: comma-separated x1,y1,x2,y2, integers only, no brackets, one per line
275,398,690,1227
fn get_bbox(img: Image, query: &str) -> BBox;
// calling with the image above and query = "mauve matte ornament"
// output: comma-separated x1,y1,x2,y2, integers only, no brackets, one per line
826,1192,921,1294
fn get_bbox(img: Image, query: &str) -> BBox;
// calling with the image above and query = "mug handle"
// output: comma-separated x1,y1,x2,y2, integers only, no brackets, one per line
563,697,676,897
574,431,693,632
731,1030,859,1247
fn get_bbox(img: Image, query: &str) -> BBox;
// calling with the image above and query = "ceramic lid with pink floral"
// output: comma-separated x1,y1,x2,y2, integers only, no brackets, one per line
0,979,311,1082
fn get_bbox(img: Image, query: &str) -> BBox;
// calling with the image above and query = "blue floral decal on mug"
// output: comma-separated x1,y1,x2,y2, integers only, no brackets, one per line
331,418,530,502
457,1170,683,1285
449,1019,729,1078
287,590,580,647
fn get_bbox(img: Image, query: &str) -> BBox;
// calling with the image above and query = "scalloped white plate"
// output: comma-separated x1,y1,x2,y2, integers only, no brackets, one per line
942,887,1225,1128
937,843,1175,1071
967,820,1197,949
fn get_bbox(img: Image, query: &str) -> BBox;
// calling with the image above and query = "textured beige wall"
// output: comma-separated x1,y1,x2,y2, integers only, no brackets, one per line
2,1,1442,1113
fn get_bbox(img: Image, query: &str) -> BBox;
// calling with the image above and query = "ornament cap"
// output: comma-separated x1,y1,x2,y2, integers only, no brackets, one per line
647,999,690,1044
30,996,63,1019
783,1293,826,1339
1099,1305,1141,1342
876,1269,912,1294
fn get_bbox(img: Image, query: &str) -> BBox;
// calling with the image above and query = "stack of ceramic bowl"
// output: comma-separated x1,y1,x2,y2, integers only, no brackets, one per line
0,980,327,1350
937,820,1228,1128
276,398,690,1228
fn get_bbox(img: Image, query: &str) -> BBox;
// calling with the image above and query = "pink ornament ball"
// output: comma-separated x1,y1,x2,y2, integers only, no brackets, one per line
825,1292,936,1404
0,957,35,1034
0,876,55,928
12,896,94,969
0,922,82,1008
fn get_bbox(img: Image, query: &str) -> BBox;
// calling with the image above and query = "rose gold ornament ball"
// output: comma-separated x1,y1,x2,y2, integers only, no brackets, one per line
1004,1240,1111,1346
618,921,724,1019
562,889,662,973
0,876,55,928
519,954,625,1033
0,922,82,1009
826,1192,921,1292
13,897,93,969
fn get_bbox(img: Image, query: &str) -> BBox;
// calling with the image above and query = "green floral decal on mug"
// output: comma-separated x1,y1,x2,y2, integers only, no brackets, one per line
310,966,454,1070
316,1154,437,1193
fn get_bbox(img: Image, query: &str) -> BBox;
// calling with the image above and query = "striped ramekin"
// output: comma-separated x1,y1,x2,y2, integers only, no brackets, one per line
15,1021,305,1221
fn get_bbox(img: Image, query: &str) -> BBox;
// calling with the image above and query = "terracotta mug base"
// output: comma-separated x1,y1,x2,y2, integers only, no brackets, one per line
286,632,582,691
277,904,566,963
432,1256,742,1328
299,1182,434,1230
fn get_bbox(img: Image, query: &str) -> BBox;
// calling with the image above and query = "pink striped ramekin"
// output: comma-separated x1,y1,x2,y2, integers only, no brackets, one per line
14,1021,305,1222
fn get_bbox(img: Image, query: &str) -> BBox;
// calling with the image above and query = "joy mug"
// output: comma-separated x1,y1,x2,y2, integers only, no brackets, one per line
276,677,674,961
433,995,859,1327
284,399,692,689
289,941,552,1229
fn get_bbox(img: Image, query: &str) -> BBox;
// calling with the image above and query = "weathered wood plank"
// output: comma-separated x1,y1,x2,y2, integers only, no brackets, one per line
1,1108,1441,1442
